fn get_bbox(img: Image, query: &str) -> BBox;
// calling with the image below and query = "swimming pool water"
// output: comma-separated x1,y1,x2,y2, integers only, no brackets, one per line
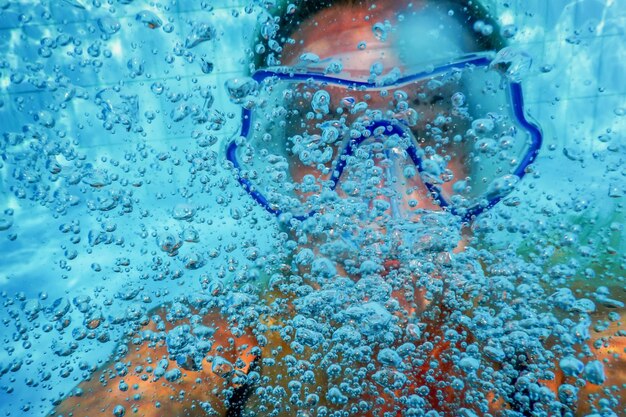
0,1,624,416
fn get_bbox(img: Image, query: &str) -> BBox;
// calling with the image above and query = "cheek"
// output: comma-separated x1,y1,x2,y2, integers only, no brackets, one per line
441,156,468,196
401,182,444,212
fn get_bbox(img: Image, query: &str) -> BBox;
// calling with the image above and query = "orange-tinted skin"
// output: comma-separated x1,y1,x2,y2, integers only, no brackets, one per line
54,275,625,417
54,307,257,417
539,321,626,415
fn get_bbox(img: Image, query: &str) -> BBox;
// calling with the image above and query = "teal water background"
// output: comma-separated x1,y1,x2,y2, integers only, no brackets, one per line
0,0,624,415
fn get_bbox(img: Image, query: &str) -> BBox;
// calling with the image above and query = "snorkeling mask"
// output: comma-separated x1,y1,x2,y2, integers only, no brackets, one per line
226,52,542,222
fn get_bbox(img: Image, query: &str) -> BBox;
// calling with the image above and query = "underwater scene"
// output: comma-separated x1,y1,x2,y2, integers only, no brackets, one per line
0,0,624,416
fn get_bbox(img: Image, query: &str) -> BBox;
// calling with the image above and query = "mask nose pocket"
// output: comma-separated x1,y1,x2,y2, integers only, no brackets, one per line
331,120,444,219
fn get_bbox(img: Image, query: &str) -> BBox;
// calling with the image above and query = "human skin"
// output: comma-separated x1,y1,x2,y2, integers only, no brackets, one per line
53,307,257,417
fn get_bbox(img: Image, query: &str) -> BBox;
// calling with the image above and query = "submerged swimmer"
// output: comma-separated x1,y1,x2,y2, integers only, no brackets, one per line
54,1,623,416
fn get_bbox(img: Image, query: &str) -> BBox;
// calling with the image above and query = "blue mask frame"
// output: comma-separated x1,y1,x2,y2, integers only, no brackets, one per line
226,53,542,222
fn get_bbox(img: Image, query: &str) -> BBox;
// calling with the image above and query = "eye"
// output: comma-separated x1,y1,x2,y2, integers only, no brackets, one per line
430,95,445,105
412,94,445,106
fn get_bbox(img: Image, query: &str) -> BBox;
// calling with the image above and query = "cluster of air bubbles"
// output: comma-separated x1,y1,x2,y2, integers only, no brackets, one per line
0,2,621,417
473,20,494,36
95,89,139,131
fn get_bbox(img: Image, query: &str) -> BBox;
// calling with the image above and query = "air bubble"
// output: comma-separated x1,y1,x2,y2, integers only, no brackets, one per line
0,216,13,231
451,92,465,107
500,24,518,38
372,22,388,42
459,357,480,374
311,90,331,115
485,175,519,198
158,234,183,255
113,405,126,417
185,23,216,49
225,77,259,107
490,47,532,82
370,61,384,76
558,384,578,405
299,52,320,64
127,57,144,76
200,58,214,74
97,16,121,35
135,10,163,29
471,118,495,133
151,82,164,95
559,356,584,376
583,360,606,385
62,0,86,9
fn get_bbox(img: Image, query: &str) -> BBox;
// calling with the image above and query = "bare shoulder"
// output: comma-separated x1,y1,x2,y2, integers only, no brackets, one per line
53,305,258,417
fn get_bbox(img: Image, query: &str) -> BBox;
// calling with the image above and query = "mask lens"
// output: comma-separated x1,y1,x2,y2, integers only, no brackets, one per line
396,65,534,212
234,60,536,217
233,78,341,217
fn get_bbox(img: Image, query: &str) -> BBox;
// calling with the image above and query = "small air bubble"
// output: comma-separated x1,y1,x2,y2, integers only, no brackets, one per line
113,405,126,417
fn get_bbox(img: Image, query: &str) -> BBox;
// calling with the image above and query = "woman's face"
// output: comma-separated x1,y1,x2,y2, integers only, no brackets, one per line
278,0,485,222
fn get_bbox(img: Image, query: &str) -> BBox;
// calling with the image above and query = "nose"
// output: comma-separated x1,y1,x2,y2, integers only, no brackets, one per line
377,146,443,218
333,120,443,221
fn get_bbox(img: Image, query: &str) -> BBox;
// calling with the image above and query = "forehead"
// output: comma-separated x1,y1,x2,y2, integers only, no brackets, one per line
282,1,482,72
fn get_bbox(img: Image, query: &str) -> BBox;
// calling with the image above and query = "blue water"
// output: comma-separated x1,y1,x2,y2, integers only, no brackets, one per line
0,1,624,416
